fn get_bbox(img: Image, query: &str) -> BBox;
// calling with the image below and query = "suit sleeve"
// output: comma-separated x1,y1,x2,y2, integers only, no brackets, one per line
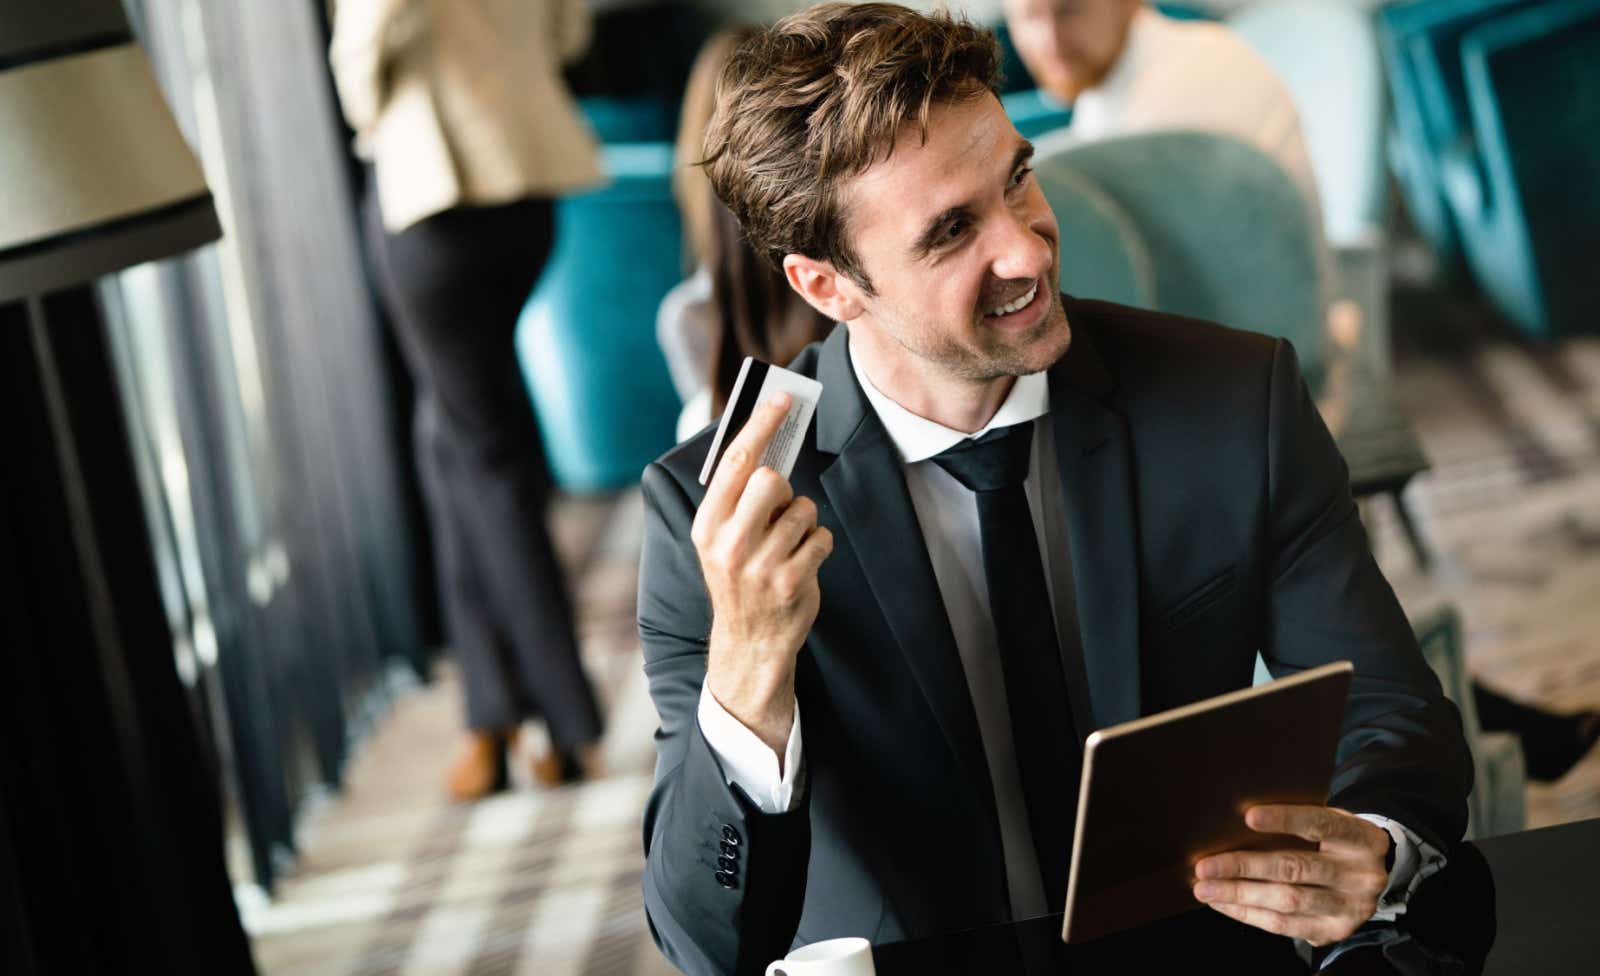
637,462,811,976
1259,340,1473,855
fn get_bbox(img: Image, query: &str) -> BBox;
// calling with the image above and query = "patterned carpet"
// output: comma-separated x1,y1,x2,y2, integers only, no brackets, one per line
246,329,1600,976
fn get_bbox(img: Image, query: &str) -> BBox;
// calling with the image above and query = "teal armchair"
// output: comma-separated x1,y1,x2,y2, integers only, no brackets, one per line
1445,0,1600,339
1375,0,1538,273
1042,132,1328,392
516,143,683,491
577,95,676,143
1032,156,1155,308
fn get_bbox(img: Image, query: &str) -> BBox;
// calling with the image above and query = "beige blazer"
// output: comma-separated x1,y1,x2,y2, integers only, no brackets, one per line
330,0,603,233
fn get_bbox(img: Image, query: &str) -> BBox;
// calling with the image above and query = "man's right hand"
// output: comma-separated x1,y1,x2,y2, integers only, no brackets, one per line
692,393,833,757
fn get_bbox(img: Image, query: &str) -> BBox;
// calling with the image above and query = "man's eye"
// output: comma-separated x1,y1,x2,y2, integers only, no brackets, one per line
943,219,968,242
1010,166,1034,189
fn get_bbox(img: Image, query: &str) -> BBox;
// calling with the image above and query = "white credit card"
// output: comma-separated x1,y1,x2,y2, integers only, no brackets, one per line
698,357,824,486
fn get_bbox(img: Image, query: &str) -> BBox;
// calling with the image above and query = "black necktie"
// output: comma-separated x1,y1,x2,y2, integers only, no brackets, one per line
932,420,1078,910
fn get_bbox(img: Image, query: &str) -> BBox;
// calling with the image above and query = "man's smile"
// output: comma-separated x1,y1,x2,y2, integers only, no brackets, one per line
984,278,1040,317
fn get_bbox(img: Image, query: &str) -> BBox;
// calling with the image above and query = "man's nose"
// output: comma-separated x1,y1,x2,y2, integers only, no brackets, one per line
989,210,1053,283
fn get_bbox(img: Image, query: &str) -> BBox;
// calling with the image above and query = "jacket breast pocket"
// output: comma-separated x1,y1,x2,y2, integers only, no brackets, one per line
1151,567,1238,635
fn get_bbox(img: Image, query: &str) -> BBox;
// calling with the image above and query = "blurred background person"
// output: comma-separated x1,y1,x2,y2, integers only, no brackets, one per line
329,0,605,800
1002,0,1344,388
1002,0,1321,223
658,25,835,442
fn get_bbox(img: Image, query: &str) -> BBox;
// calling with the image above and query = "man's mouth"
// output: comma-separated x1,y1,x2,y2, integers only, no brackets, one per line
983,280,1039,319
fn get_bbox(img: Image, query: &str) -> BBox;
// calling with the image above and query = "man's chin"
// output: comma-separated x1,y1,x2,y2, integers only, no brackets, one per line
1040,75,1089,106
972,310,1071,378
1014,324,1072,376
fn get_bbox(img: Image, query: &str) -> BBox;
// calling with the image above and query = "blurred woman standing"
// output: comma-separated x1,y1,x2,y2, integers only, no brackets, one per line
658,26,834,441
330,0,604,800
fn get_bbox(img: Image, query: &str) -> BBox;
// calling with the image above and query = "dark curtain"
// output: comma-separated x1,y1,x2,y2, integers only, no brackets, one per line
0,290,257,974
114,0,430,891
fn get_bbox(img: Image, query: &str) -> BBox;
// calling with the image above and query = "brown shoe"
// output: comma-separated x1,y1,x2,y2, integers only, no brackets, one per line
530,741,604,788
446,730,510,802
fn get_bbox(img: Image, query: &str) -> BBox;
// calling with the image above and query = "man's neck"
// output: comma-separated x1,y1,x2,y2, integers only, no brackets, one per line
848,326,1016,435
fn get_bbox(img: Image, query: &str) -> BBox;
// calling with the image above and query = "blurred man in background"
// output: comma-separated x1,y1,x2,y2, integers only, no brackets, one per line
1002,0,1321,229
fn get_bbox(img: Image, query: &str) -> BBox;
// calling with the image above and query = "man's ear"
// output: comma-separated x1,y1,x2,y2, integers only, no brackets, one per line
783,254,867,323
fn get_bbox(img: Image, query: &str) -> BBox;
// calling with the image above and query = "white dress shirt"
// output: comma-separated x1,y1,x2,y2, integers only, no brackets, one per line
696,329,1439,924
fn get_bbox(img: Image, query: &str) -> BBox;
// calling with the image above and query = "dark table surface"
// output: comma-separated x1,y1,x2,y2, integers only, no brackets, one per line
873,816,1600,975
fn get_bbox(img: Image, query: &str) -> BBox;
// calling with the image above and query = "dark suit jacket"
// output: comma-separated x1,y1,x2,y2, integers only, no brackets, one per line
636,297,1473,976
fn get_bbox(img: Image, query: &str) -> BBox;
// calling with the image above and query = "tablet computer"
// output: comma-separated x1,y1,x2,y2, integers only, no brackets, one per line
1060,660,1354,944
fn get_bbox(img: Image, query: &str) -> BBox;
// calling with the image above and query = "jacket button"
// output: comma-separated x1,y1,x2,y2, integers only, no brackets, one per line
721,824,741,845
720,840,739,859
718,855,737,872
715,870,738,889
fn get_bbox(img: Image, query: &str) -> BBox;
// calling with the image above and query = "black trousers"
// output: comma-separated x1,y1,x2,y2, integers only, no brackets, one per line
363,187,602,748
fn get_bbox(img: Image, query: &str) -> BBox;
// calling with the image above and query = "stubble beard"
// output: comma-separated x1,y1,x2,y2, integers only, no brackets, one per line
896,288,1072,381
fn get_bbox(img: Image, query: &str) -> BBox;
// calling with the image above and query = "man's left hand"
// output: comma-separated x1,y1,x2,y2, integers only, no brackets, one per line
1191,805,1392,946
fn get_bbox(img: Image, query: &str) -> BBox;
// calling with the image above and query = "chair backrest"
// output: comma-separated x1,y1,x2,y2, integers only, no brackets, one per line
517,143,683,491
1455,0,1600,338
578,96,676,144
1043,131,1327,389
1375,0,1538,267
1230,0,1387,247
1032,156,1154,309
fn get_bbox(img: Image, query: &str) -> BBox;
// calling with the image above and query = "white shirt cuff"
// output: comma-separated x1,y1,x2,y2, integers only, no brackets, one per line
1355,814,1446,922
696,686,804,814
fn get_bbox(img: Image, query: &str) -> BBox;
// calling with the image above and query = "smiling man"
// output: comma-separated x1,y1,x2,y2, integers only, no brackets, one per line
636,5,1471,975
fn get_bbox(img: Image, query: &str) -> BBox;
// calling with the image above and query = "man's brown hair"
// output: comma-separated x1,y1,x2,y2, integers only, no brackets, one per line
700,3,1002,292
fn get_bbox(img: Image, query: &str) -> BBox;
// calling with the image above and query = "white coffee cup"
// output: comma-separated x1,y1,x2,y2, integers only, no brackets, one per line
765,936,876,976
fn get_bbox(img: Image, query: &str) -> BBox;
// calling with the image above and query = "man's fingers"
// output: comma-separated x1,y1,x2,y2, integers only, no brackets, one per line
1246,805,1377,850
1192,879,1344,919
728,466,795,544
695,393,792,533
789,525,834,578
1203,901,1344,945
1194,849,1338,888
1203,900,1295,938
755,495,819,563
1206,900,1357,947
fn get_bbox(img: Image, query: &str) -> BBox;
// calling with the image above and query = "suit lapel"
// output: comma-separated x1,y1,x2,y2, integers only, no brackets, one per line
1048,311,1143,730
812,328,1002,818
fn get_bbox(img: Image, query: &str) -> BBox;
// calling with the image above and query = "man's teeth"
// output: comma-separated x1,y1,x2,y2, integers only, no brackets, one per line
986,283,1037,317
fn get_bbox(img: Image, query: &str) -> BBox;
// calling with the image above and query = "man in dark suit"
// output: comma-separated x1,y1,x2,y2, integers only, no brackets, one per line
637,5,1473,975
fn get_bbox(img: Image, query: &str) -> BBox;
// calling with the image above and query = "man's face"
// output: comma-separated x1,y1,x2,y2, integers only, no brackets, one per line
1004,0,1141,104
839,92,1071,383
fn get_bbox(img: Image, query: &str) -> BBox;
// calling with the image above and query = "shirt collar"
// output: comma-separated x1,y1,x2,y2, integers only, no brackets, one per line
847,330,1050,464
